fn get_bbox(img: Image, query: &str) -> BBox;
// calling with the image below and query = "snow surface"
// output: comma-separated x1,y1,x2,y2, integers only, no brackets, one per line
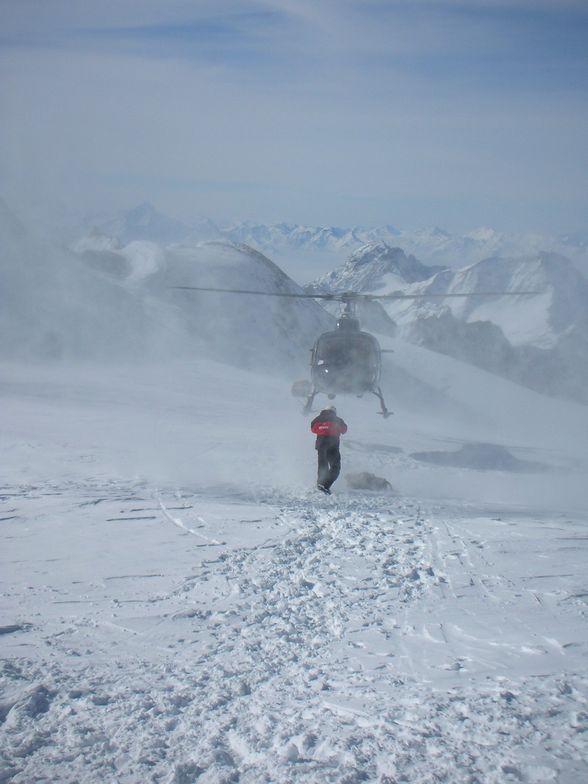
2,346,588,783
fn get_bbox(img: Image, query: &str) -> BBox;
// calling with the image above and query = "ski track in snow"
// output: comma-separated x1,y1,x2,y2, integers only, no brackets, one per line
1,481,587,783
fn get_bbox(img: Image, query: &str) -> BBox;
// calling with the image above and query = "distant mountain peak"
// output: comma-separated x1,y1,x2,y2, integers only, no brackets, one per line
89,203,221,245
75,209,588,283
126,201,159,219
428,226,451,238
309,241,442,294
466,226,502,242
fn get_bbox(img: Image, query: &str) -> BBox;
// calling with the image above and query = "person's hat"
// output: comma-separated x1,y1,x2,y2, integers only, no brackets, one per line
327,405,337,413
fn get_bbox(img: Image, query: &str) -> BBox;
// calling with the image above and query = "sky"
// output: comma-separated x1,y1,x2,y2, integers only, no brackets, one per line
0,0,587,233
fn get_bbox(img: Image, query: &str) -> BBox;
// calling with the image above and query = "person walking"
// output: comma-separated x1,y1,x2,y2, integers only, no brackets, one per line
310,406,348,494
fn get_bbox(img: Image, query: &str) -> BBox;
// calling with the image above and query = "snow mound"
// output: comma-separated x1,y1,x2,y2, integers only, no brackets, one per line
345,471,395,491
410,442,548,473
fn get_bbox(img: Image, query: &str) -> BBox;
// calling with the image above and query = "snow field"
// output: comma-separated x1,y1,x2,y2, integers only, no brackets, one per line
1,356,588,782
1,480,587,783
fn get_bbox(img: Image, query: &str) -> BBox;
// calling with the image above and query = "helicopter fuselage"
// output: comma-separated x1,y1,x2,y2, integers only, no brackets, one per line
310,327,382,396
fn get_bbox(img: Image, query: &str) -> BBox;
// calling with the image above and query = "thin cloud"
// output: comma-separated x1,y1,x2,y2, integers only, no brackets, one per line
0,0,586,233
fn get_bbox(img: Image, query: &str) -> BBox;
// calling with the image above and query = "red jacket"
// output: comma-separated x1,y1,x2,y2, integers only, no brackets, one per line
311,412,348,439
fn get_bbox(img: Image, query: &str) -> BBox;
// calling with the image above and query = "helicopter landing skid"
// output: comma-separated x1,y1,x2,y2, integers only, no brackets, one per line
373,387,393,418
302,389,317,415
304,387,392,418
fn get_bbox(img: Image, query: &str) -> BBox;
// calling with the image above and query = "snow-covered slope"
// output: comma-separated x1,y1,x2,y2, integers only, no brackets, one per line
82,203,588,281
1,342,587,783
3,206,333,370
75,238,333,369
307,243,588,349
308,244,588,405
0,203,183,362
383,252,588,349
384,253,588,405
90,201,218,246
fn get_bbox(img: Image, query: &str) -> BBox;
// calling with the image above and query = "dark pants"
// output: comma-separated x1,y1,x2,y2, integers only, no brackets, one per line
316,440,341,490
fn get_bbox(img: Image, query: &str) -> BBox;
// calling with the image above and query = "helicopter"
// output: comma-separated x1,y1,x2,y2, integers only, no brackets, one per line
171,283,538,417
297,292,393,416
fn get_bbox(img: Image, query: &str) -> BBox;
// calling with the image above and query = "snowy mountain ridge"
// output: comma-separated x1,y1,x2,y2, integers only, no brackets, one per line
417,252,588,347
1,202,332,369
306,242,588,405
307,241,588,348
307,241,444,294
83,202,588,275
5,198,588,405
72,205,588,405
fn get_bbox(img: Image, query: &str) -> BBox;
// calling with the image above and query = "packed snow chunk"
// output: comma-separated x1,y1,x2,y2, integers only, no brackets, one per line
0,624,31,636
171,761,205,784
4,685,54,725
345,471,395,491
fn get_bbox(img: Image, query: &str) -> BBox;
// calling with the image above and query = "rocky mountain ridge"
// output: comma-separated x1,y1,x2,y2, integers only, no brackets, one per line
306,241,588,405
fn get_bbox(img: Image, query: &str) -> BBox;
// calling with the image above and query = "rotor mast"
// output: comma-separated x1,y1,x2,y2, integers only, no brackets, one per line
337,293,360,331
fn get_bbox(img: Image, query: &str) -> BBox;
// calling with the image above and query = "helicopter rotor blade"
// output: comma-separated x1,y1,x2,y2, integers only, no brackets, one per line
375,290,539,300
170,285,540,301
170,285,338,300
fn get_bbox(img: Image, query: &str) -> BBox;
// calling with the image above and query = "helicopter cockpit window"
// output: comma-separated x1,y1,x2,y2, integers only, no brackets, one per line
316,333,378,372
